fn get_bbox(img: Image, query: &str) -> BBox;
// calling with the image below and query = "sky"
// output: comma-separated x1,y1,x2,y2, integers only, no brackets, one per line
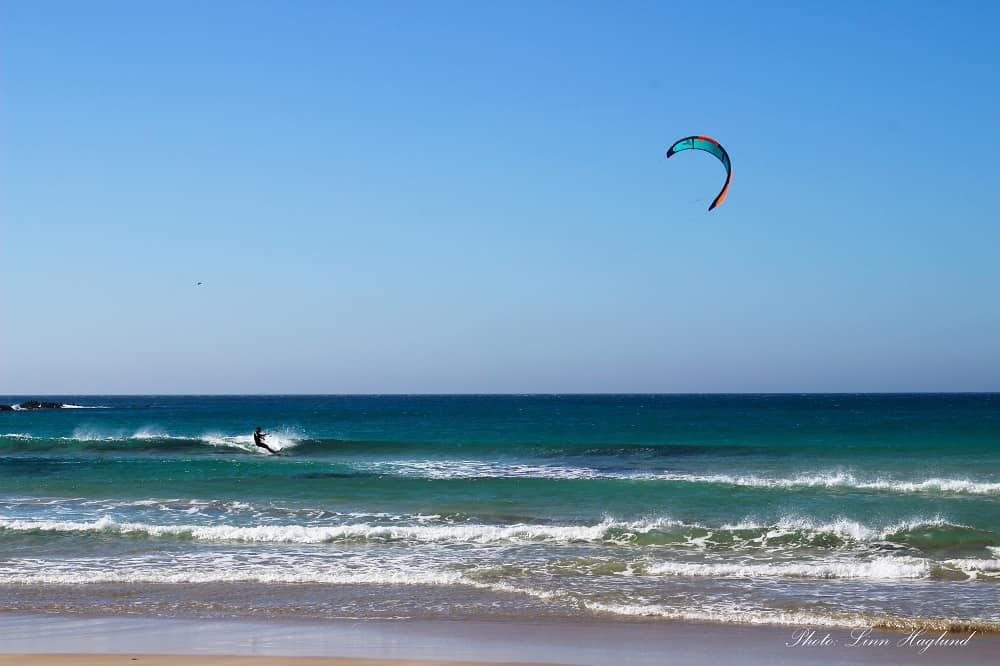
2,1,999,394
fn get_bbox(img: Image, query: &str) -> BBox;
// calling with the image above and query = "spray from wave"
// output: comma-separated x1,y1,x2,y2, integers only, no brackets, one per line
201,427,306,453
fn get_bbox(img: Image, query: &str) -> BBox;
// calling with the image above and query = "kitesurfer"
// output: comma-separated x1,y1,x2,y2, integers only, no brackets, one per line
253,426,278,454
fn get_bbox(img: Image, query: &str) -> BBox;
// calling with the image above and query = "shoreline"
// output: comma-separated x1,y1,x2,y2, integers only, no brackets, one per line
1,613,999,666
0,657,557,666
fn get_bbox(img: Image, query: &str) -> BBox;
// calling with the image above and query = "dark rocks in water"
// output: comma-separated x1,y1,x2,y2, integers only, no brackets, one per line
4,401,65,411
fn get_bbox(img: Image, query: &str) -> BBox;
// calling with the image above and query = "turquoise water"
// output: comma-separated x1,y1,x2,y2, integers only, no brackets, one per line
1,394,998,629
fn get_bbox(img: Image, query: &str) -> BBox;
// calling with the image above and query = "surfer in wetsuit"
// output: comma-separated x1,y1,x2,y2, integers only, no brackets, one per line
253,426,278,454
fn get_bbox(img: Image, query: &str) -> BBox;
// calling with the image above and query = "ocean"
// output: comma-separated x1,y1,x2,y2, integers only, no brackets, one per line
1,394,998,631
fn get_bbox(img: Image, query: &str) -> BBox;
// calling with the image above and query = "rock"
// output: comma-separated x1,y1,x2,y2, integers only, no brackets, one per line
9,400,64,410
0,405,12,411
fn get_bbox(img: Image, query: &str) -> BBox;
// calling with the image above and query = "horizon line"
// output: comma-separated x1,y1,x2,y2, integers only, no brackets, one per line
2,391,998,398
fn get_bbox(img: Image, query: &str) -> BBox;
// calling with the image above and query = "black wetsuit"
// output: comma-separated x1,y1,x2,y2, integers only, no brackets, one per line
254,431,276,453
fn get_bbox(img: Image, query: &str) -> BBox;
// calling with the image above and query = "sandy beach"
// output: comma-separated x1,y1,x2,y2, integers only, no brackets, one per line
0,658,546,666
1,613,999,666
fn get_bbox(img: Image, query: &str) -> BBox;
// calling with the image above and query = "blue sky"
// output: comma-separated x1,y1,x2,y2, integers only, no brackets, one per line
2,1,999,393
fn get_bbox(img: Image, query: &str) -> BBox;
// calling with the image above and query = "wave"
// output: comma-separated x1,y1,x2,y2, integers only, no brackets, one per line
1,514,991,553
645,556,931,579
380,464,1000,496
3,404,108,410
361,462,1000,495
0,497,454,523
578,599,1000,633
200,428,305,453
2,430,998,496
648,471,1000,496
365,459,606,480
470,580,1000,631
3,564,997,633
0,436,775,459
716,516,971,542
0,427,306,454
0,544,973,587
941,557,1000,579
3,558,995,633
0,561,936,585
0,563,464,587
0,515,671,545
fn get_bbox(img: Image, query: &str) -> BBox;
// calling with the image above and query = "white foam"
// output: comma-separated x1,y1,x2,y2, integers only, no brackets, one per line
646,556,931,580
648,471,1000,496
3,556,993,632
0,514,968,549
70,427,127,441
0,560,464,587
942,558,1000,579
4,430,182,443
719,516,960,542
2,427,302,448
372,460,602,480
132,427,172,440
584,600,876,629
0,516,690,546
471,580,878,629
61,427,189,442
861,477,1000,495
201,427,304,453
355,462,1000,496
0,499,440,525
484,581,1000,632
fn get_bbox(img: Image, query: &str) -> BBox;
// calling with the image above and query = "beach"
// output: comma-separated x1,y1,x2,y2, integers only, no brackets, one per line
1,394,998,664
1,613,999,665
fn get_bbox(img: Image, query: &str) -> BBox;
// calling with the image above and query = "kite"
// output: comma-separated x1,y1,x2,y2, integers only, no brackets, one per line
666,135,732,211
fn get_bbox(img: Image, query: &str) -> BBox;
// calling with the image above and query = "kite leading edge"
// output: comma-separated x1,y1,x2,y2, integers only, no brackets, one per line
666,135,732,211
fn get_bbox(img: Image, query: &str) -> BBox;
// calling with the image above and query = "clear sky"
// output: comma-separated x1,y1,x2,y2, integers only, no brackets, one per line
2,1,999,394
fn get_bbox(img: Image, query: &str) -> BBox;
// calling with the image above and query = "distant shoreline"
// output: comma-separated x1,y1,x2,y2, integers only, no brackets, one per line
0,401,64,411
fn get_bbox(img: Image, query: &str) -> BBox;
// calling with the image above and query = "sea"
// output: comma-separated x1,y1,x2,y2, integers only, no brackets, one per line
1,394,998,632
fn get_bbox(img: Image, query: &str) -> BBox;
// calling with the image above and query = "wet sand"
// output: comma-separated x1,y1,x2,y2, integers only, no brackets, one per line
0,654,548,666
0,613,997,666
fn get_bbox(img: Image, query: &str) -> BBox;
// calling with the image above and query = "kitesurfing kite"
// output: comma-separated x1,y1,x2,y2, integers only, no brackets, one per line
666,135,732,211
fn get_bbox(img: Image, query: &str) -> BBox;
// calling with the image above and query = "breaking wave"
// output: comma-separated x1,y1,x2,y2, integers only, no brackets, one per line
0,514,991,552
